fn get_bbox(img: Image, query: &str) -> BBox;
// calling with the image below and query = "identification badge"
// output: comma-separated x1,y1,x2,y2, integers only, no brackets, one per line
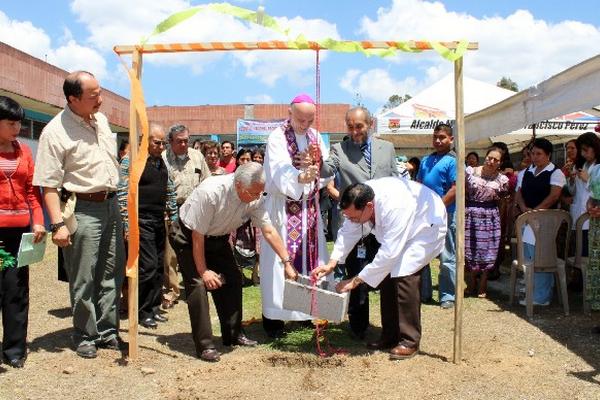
357,244,367,259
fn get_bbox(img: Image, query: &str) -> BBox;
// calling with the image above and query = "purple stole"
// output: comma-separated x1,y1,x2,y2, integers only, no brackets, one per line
283,122,320,275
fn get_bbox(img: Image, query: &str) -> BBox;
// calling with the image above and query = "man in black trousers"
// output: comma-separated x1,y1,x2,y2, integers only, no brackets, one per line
169,162,297,362
117,123,178,329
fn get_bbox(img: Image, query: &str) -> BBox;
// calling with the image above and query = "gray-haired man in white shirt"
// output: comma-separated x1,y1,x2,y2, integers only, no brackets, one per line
312,177,447,360
170,162,297,362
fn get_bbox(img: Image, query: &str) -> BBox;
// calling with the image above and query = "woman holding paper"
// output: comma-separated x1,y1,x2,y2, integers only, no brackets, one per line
0,96,45,368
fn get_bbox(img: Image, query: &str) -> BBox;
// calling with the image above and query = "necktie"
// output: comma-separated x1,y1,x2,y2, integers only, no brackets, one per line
360,142,371,170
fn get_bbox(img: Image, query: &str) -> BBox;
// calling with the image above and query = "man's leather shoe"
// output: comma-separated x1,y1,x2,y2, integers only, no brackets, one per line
153,313,168,323
389,344,418,360
5,357,26,368
99,337,127,351
234,334,258,347
76,343,97,359
366,339,397,351
199,349,220,362
140,317,158,329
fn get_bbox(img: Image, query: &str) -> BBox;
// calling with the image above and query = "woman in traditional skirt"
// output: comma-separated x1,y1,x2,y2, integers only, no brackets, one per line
465,147,509,297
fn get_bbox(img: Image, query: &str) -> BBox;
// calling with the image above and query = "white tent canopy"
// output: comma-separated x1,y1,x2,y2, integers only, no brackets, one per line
376,74,515,136
466,54,600,144
376,70,600,150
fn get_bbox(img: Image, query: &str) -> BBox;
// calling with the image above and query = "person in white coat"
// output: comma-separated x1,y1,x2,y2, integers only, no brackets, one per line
312,177,447,360
260,93,331,338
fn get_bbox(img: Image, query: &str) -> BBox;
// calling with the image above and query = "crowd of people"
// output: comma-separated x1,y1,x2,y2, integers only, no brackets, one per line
2,69,600,369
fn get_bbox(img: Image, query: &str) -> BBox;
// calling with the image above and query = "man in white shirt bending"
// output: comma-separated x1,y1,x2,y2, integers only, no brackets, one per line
312,177,447,360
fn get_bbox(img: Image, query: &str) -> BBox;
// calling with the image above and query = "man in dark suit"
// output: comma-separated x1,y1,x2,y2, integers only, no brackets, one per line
322,106,401,340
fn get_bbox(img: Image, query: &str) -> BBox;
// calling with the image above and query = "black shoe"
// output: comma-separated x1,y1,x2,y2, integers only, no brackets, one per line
266,329,286,339
366,339,397,351
140,317,158,329
235,334,258,347
76,343,97,359
4,356,26,368
153,313,168,323
98,337,127,351
199,348,221,362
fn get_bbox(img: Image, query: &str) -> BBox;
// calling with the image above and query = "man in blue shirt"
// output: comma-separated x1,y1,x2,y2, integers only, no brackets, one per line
417,123,457,309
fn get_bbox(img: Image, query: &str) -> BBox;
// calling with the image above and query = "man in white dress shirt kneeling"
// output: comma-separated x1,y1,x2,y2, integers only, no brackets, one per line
312,177,447,360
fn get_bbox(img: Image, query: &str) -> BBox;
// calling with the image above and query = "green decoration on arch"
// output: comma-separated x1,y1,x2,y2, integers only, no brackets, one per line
143,2,469,62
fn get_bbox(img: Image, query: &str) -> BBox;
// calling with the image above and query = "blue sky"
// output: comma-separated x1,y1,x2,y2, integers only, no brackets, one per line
1,1,599,113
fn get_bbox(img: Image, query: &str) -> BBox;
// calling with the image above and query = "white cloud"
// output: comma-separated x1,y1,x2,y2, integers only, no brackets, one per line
47,40,107,80
0,11,52,59
339,68,418,104
69,0,341,86
0,10,107,79
359,0,600,91
244,94,274,104
70,0,192,51
234,15,340,87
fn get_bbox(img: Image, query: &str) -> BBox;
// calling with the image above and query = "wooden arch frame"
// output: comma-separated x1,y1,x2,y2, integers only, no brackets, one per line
113,40,478,363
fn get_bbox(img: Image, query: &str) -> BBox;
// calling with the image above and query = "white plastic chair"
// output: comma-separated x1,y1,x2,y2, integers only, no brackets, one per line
509,209,571,318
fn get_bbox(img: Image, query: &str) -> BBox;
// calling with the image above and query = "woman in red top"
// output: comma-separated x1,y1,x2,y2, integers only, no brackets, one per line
0,96,45,368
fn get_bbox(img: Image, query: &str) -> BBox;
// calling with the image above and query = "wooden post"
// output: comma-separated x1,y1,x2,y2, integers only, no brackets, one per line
453,56,465,365
128,48,142,359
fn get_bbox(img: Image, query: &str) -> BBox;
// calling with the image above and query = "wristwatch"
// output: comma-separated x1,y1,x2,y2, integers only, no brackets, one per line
49,221,66,233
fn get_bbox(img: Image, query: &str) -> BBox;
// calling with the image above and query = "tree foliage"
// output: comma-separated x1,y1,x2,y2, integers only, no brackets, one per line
383,93,412,110
497,76,519,92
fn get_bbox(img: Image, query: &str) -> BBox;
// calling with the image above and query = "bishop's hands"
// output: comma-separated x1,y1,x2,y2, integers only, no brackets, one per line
283,261,299,281
297,165,319,184
293,144,321,169
294,144,322,184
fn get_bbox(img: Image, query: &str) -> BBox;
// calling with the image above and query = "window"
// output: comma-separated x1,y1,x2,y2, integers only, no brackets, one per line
19,119,32,139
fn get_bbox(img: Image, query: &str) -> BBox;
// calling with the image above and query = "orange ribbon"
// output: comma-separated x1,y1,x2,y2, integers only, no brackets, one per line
125,67,150,278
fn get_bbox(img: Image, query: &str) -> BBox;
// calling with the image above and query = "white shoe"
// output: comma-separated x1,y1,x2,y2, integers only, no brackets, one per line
519,299,550,306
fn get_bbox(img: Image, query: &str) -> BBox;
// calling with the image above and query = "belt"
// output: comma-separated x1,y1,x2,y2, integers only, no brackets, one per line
205,234,230,240
76,191,116,202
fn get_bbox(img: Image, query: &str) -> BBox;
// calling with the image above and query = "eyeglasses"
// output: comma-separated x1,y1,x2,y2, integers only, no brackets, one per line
244,188,266,199
152,139,167,146
174,138,189,145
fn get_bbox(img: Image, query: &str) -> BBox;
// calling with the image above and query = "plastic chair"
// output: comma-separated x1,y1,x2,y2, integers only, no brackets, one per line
566,212,590,314
509,209,571,318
